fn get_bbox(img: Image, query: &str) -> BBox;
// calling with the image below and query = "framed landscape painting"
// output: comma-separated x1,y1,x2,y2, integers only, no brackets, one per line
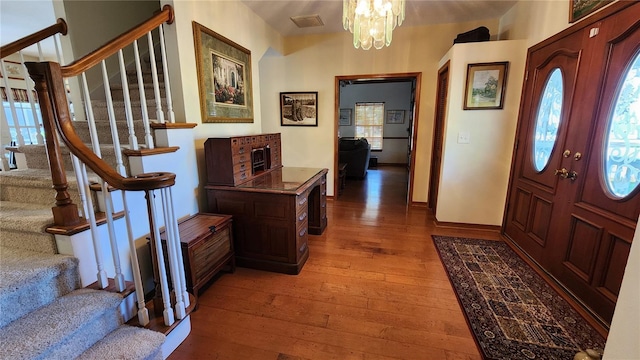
280,92,318,126
463,62,509,110
570,0,614,23
193,21,253,123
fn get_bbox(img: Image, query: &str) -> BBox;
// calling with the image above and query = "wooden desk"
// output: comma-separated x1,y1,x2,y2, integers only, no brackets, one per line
205,167,327,274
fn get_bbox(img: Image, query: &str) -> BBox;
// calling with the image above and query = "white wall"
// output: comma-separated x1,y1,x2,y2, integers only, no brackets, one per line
604,217,640,359
259,18,500,199
161,0,283,210
339,82,412,164
435,40,527,225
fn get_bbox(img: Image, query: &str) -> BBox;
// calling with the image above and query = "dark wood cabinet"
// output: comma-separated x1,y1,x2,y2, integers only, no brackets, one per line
204,133,282,186
206,168,327,275
204,133,327,274
158,213,234,301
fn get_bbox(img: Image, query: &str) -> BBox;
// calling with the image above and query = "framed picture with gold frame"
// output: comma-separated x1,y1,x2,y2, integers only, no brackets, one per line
192,21,253,123
463,62,509,110
569,0,614,23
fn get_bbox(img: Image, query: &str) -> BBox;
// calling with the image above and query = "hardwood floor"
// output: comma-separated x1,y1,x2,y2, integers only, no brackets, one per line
170,166,500,359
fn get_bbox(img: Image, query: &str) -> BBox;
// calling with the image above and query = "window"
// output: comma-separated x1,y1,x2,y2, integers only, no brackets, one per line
532,68,564,171
355,102,384,150
604,50,640,198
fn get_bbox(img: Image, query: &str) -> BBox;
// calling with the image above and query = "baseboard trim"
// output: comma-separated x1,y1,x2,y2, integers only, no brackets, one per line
434,220,501,233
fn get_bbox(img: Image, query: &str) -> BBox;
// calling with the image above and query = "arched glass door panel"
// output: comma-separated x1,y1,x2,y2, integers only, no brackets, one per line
604,51,640,198
533,68,564,172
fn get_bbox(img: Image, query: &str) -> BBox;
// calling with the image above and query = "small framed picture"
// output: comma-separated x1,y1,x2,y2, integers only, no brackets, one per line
464,62,509,110
280,91,318,126
386,110,405,124
339,108,352,126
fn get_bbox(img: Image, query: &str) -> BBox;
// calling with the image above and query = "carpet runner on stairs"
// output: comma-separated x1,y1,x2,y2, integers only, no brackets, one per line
0,169,166,359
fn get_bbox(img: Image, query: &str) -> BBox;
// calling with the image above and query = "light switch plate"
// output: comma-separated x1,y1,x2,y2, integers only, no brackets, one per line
458,131,470,144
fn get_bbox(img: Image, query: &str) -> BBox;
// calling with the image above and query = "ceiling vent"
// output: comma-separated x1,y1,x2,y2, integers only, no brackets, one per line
290,14,324,28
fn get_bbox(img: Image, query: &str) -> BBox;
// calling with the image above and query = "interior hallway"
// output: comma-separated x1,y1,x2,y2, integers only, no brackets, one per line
170,165,501,359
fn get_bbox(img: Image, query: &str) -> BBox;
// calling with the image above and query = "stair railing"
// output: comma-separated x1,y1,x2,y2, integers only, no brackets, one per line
0,19,67,169
25,4,188,327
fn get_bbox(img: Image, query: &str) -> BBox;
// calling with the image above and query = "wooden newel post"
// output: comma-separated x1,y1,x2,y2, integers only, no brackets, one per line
26,61,80,227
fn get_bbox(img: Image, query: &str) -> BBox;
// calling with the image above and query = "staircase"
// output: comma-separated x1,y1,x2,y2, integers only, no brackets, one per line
0,178,166,359
0,7,191,358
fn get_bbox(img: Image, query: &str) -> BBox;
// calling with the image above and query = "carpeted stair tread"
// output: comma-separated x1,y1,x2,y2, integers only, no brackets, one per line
0,288,123,360
0,201,58,253
15,144,131,175
0,247,79,327
0,201,53,232
77,325,165,360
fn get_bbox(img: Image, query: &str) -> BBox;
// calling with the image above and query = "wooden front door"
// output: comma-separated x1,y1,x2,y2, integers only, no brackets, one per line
503,2,640,325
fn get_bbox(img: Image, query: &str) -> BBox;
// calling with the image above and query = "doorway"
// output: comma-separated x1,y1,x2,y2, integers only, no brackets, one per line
334,73,422,205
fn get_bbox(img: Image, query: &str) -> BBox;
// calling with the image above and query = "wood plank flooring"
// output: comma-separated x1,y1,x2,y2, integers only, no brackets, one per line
170,166,500,359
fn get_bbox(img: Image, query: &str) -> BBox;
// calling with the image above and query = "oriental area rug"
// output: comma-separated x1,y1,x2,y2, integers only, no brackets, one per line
432,236,606,360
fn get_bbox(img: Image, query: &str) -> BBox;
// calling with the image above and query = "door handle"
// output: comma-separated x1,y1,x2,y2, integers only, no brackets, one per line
555,168,577,181
555,168,569,178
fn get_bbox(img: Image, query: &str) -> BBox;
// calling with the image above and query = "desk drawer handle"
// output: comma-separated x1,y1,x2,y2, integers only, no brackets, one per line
238,147,245,154
322,190,326,196
322,203,326,208
240,163,246,170
299,228,307,237
298,197,307,206
208,225,217,233
239,173,247,180
298,212,307,221
299,242,307,254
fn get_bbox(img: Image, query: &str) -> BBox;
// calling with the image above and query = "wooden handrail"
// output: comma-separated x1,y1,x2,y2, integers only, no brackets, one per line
0,18,67,58
27,61,175,192
61,4,174,77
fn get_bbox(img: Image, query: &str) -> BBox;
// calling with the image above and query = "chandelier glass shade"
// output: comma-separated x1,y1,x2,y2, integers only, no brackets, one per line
343,0,405,50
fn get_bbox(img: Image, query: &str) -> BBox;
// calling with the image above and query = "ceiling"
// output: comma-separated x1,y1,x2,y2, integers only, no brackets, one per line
240,0,518,37
0,0,518,56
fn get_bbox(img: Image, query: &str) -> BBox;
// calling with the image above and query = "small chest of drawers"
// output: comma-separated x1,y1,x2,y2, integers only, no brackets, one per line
159,213,235,301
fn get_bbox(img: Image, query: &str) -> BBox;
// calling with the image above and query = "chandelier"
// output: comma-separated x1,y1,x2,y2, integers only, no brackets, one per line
343,0,406,50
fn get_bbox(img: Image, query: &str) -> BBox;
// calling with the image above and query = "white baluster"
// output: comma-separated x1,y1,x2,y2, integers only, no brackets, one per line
159,24,175,123
160,188,185,319
146,31,165,124
117,49,139,150
122,191,149,326
133,39,154,149
70,154,89,220
146,189,174,326
79,163,109,288
81,73,101,152
101,182,126,292
1,60,25,146
100,60,127,175
166,187,189,308
19,51,44,144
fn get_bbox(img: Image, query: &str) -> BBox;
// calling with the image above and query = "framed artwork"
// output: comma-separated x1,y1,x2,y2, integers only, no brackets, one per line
280,92,318,126
192,21,253,123
569,0,613,23
386,110,405,124
464,62,509,110
339,108,352,126
0,60,25,80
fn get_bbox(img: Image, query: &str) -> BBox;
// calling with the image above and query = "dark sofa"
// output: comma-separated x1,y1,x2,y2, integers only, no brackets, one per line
338,138,371,179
